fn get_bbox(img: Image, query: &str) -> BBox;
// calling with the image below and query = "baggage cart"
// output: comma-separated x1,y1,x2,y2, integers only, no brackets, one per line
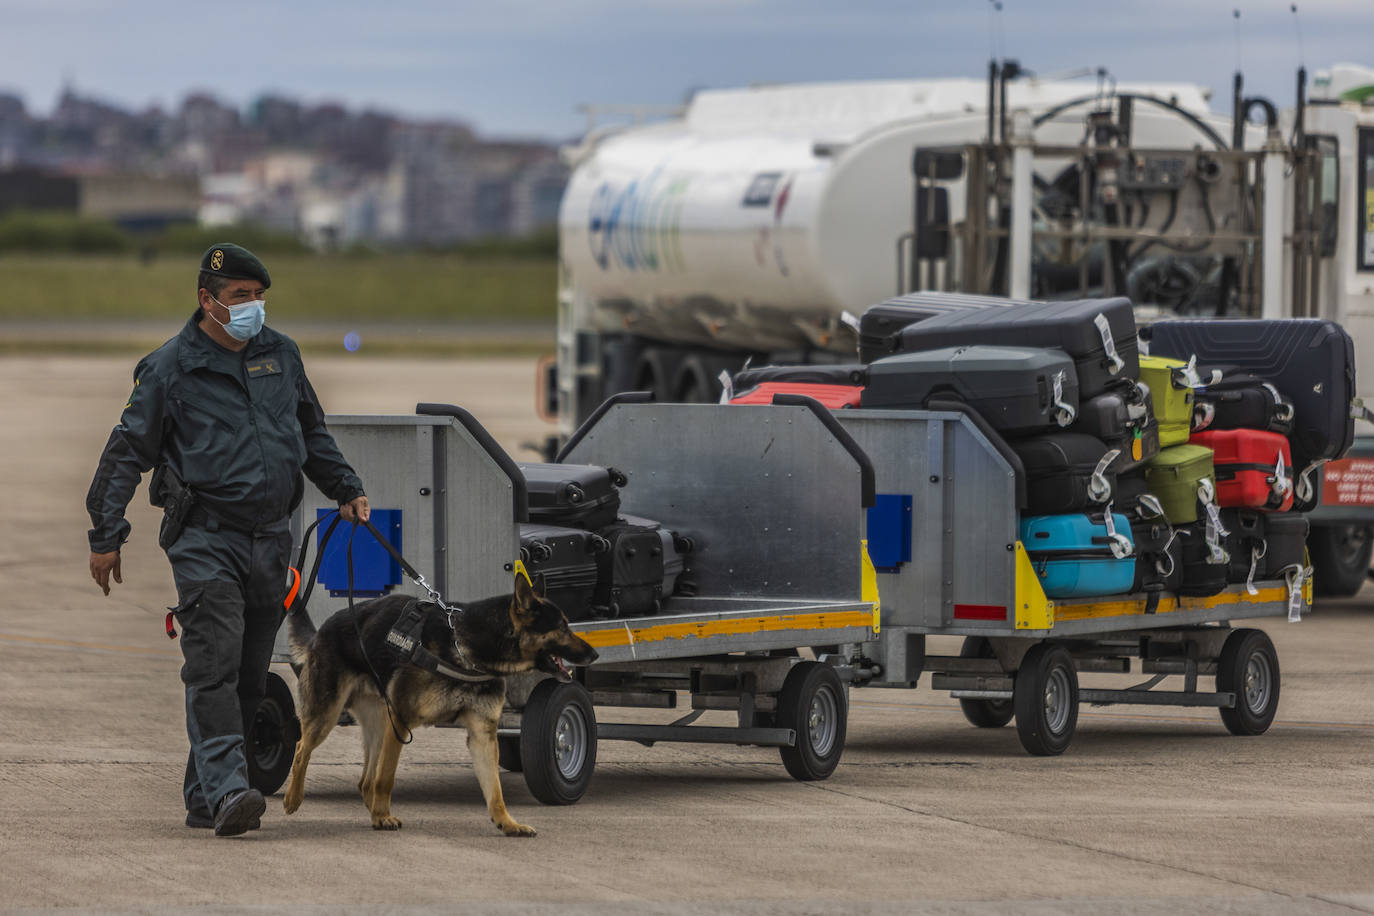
270,399,879,803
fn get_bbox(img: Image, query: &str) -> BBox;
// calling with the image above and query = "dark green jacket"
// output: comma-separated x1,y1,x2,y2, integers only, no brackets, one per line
86,313,364,553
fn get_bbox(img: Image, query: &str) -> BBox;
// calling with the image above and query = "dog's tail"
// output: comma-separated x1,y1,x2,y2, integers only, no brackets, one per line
284,567,314,676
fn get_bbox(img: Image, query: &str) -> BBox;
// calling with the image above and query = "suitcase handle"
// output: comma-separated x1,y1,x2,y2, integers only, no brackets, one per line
924,397,1026,509
770,393,876,508
416,402,529,523
556,391,656,463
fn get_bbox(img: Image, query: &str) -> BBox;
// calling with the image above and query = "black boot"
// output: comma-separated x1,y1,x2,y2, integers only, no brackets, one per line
213,788,266,837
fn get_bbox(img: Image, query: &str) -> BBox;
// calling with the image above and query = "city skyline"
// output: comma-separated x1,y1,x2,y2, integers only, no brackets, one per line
2,0,1372,140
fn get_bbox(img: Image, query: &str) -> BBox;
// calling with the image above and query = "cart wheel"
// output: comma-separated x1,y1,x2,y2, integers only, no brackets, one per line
777,662,847,781
497,736,523,773
958,636,1014,728
519,679,597,805
1013,643,1078,756
246,672,300,795
1217,628,1280,736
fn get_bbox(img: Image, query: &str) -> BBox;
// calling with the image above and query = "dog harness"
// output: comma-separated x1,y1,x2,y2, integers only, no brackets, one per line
384,599,498,684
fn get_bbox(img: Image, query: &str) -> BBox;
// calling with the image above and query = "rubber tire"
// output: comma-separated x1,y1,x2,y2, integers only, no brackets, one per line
497,735,523,773
519,679,597,805
958,636,1015,728
1013,643,1079,756
1217,628,1281,736
245,672,300,796
776,662,848,781
1308,524,1372,599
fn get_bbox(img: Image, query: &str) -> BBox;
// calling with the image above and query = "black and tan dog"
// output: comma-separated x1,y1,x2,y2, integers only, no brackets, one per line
282,574,597,835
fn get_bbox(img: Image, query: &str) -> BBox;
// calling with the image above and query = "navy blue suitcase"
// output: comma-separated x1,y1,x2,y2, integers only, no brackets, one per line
1145,318,1356,507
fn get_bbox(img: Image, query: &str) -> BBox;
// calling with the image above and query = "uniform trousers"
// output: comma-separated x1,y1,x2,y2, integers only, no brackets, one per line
165,517,292,816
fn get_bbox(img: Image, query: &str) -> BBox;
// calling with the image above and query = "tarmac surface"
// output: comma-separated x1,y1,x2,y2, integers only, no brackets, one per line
2,353,1373,914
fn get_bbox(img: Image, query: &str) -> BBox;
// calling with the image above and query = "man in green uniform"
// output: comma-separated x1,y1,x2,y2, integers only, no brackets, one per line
86,243,369,836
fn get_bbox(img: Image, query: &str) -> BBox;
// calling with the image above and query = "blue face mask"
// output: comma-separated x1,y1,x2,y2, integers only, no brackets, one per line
210,295,266,341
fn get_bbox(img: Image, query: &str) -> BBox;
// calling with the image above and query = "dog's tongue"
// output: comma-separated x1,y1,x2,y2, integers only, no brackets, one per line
555,657,571,678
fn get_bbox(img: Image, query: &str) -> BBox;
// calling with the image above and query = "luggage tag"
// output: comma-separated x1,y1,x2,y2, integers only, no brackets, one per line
1261,383,1296,424
718,370,734,405
1100,505,1134,559
1137,493,1166,520
1192,400,1216,432
1268,452,1292,502
1295,459,1326,504
1282,564,1310,622
1153,529,1178,578
1179,356,1221,390
1087,449,1121,504
1198,479,1230,564
1244,538,1268,596
1093,314,1126,376
1051,370,1077,427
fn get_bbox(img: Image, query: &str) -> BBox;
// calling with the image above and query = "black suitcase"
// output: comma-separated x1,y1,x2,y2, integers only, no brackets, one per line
1259,513,1309,579
1221,510,1267,586
518,524,609,621
1130,518,1184,595
1076,381,1160,471
894,297,1140,396
858,292,1012,362
1145,319,1356,495
1012,431,1120,514
861,345,1079,435
519,462,626,531
1191,366,1296,435
1174,521,1230,597
732,364,867,390
592,516,691,618
1114,472,1169,524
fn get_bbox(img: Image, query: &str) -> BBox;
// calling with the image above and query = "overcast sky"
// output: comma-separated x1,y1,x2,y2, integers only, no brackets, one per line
1,0,1371,140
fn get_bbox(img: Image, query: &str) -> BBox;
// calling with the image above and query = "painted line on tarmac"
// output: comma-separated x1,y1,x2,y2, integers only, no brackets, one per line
0,631,181,660
849,696,1374,731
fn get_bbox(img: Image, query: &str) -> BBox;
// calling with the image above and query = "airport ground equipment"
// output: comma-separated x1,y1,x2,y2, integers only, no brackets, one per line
545,60,1374,596
270,400,878,803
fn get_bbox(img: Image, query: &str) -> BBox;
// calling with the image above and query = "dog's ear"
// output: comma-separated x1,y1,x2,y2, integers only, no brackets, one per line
532,573,547,599
512,572,539,620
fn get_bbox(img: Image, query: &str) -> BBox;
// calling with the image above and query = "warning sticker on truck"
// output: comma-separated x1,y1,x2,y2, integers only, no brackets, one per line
1322,458,1374,506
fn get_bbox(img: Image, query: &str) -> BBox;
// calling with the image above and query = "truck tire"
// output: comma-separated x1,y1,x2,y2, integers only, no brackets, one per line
1308,524,1372,598
632,347,684,402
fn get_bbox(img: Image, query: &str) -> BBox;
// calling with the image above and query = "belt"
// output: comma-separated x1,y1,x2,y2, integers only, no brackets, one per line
185,504,288,536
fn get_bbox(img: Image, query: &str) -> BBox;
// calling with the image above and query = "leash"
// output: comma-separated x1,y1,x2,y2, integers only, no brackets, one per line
342,517,498,684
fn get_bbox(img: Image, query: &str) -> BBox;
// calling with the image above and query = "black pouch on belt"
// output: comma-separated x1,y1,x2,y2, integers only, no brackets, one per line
151,464,196,549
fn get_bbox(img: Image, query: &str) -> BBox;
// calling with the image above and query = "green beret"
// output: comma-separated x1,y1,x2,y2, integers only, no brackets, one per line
200,243,271,289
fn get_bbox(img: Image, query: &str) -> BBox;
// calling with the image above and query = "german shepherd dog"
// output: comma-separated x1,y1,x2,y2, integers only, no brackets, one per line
283,574,598,835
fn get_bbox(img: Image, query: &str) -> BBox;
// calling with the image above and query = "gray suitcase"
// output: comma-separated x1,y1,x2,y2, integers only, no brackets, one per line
861,345,1080,436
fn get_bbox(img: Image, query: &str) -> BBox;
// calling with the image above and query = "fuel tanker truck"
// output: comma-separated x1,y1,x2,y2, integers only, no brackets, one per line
544,61,1374,597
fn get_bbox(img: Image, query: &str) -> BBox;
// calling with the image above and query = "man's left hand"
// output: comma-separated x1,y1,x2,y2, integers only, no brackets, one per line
340,495,370,524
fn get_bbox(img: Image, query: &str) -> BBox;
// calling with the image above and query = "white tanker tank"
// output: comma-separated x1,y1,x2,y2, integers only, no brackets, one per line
557,76,1226,363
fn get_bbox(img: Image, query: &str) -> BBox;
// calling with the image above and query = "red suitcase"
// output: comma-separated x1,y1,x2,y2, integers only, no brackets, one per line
1190,428,1293,511
730,381,864,409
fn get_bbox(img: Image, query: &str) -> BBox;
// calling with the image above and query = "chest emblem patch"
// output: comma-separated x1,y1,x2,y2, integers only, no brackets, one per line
247,360,281,377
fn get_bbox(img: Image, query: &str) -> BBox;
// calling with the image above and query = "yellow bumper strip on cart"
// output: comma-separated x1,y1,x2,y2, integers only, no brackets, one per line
575,609,878,650
861,538,882,634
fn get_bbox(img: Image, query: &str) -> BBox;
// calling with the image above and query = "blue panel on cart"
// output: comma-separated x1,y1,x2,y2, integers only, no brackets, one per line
317,509,402,597
866,494,913,572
